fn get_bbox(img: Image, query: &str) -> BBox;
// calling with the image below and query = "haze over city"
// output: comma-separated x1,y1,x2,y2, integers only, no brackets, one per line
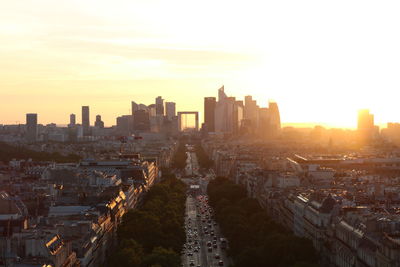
3,2,400,267
2,0,400,128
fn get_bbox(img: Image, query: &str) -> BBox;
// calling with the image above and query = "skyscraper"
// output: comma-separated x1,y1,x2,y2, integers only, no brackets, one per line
133,110,150,131
131,101,139,115
155,96,164,116
358,109,374,142
244,95,259,129
268,101,281,136
94,115,104,128
358,109,374,131
204,97,216,132
69,114,76,127
165,102,176,120
218,85,227,102
214,86,241,133
26,113,38,142
82,106,90,136
116,115,134,135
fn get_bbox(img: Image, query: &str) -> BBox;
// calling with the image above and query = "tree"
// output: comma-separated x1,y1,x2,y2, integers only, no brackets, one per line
108,239,144,267
141,247,181,267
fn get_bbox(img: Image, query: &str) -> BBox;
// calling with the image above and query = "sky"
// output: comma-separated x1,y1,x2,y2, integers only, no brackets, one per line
1,0,400,128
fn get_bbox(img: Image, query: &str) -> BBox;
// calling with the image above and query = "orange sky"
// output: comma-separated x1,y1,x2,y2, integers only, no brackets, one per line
1,0,400,128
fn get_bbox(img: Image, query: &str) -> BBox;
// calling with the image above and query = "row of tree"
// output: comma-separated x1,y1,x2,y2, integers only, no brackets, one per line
207,177,318,267
109,176,187,267
194,142,213,168
171,142,187,169
0,141,81,163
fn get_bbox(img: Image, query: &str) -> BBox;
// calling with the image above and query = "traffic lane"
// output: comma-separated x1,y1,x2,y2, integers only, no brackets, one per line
185,196,206,267
196,197,228,267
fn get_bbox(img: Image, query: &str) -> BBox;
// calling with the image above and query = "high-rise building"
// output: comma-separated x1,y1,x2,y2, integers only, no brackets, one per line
133,110,150,131
26,113,38,142
357,109,375,142
258,107,270,137
69,114,76,127
268,101,281,136
165,102,176,120
233,100,244,133
218,85,227,102
131,101,139,115
244,95,259,129
214,87,238,133
116,115,134,135
94,115,104,128
204,97,216,132
358,109,374,131
155,96,164,116
82,106,90,136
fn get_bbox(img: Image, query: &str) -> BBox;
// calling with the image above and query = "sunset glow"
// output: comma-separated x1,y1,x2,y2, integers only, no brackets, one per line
1,0,400,128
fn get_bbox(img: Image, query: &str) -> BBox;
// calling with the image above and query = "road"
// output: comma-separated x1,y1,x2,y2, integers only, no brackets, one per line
180,149,229,267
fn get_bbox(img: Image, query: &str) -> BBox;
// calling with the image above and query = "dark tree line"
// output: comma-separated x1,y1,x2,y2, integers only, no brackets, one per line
207,177,318,267
171,142,187,169
109,176,187,267
194,142,213,168
0,142,81,163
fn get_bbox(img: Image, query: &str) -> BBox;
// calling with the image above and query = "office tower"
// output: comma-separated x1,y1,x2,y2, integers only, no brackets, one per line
165,102,176,120
244,95,259,129
26,113,38,142
69,114,76,127
358,109,374,131
94,115,104,128
204,97,216,132
82,106,90,136
268,101,281,136
233,100,244,133
215,86,238,133
258,108,270,137
358,109,375,142
133,110,150,131
148,104,157,117
155,96,164,116
131,101,139,115
116,115,134,135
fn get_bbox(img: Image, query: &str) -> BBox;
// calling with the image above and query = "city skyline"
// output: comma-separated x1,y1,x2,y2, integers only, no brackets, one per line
0,91,394,130
2,1,400,128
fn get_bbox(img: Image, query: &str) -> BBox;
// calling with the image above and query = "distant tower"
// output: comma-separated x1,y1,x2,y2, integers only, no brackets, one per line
133,110,150,131
69,114,76,127
218,85,227,102
155,96,164,116
268,101,281,136
94,115,104,128
82,106,90,136
165,102,176,120
204,97,216,132
131,101,139,116
26,113,38,142
357,109,374,143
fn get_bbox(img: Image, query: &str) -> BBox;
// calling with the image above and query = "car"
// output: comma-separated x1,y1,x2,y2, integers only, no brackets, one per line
213,244,218,249
190,262,195,266
218,260,224,266
208,247,212,252
215,254,220,259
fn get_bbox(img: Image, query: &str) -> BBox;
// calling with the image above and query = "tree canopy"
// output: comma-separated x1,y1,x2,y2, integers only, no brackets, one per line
207,177,318,267
109,176,186,267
